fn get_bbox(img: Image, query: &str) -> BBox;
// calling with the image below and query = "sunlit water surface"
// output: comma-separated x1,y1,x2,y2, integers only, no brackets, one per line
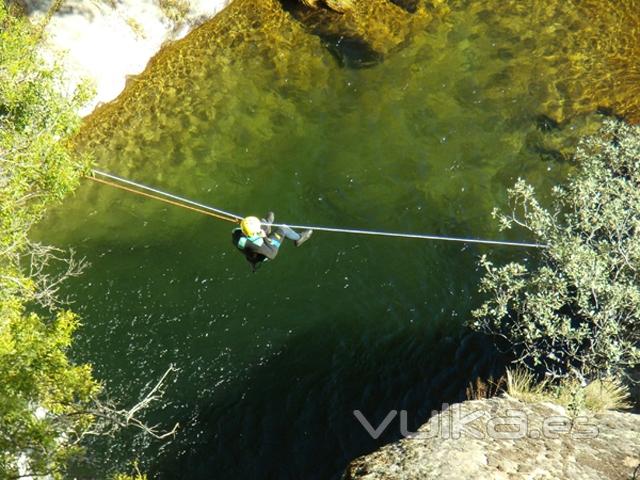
37,0,626,477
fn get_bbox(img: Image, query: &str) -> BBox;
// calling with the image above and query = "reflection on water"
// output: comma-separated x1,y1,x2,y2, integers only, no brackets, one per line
39,0,638,478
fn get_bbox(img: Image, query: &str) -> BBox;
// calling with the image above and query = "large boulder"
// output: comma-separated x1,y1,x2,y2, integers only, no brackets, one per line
343,395,640,480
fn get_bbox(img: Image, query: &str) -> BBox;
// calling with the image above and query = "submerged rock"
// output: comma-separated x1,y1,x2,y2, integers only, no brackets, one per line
282,0,446,68
76,0,337,161
525,112,606,163
78,0,446,148
479,0,640,124
534,114,560,132
343,395,640,480
301,0,356,13
321,34,383,69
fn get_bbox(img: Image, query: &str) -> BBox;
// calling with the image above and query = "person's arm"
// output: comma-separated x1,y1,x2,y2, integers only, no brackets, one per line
236,232,279,260
250,238,279,260
233,228,279,260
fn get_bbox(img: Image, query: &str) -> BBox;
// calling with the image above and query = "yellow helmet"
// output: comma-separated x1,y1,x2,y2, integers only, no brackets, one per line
240,216,262,237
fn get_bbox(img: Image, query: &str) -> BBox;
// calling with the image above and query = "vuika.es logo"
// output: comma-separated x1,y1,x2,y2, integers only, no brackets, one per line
354,404,598,441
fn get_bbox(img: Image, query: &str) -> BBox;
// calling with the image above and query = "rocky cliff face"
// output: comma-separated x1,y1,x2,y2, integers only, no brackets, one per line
343,395,640,480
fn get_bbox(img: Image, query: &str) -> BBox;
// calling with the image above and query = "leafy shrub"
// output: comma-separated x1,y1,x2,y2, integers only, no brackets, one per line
471,119,640,384
1,5,177,477
0,4,96,478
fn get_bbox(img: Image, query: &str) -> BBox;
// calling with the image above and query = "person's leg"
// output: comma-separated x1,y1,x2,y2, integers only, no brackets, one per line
276,225,301,241
261,212,275,235
294,229,312,246
275,226,313,246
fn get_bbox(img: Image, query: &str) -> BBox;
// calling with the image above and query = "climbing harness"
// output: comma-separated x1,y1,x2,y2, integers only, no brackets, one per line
88,169,548,249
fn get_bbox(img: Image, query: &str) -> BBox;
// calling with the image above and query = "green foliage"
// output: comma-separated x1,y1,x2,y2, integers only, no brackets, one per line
112,473,149,480
0,3,92,255
111,461,149,480
0,3,98,478
472,119,640,383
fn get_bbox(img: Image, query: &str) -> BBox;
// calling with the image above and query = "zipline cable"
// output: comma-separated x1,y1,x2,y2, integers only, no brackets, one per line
88,175,239,223
88,169,548,249
267,223,546,248
92,169,242,221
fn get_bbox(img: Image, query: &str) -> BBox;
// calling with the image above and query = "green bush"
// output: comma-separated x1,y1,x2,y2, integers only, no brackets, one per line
0,4,179,477
1,4,179,476
471,119,640,383
0,3,97,478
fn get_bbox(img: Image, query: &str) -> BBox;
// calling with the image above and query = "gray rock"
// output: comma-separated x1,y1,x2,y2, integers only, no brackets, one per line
343,395,640,480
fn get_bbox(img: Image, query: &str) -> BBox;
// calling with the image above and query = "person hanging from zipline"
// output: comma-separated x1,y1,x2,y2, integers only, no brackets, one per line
232,212,313,271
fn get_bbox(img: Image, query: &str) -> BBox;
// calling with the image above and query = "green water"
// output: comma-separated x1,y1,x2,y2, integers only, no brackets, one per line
37,0,617,477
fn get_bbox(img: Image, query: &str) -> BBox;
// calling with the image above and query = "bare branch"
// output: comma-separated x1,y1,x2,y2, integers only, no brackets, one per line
25,242,88,309
74,365,180,442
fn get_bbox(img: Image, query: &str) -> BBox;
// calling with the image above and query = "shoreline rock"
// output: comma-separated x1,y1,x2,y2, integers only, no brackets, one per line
14,0,232,116
343,395,640,480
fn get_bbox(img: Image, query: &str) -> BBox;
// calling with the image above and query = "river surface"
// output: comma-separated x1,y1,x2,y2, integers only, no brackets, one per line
37,0,627,477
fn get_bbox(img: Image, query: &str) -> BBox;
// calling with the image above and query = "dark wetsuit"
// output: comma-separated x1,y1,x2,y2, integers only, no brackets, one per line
232,227,286,271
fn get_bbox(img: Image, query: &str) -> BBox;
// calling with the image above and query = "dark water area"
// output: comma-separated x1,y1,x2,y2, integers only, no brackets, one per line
35,0,633,477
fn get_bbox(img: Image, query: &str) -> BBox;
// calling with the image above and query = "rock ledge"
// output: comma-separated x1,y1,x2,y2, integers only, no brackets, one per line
343,395,640,480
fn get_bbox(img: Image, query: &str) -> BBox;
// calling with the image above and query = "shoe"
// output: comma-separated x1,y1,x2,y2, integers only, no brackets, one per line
265,211,275,224
262,212,275,234
295,230,313,247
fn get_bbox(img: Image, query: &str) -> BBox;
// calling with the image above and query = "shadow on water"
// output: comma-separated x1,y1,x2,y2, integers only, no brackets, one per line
155,325,507,479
